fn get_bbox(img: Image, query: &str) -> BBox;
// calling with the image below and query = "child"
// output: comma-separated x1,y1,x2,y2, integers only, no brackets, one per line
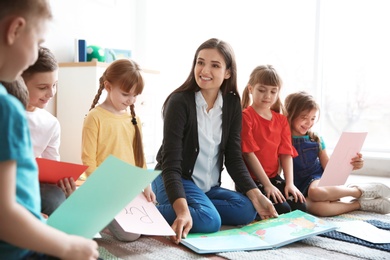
284,91,390,216
22,47,76,216
152,38,278,245
240,65,306,215
1,77,29,108
82,58,156,241
0,0,99,259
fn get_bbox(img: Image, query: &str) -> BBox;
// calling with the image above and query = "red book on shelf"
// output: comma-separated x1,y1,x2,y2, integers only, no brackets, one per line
37,158,88,183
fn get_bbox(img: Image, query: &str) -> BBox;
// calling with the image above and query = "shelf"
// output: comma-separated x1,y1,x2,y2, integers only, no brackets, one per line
59,61,160,74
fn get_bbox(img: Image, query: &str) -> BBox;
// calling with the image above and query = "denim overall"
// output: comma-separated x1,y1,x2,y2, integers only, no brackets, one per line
292,136,324,196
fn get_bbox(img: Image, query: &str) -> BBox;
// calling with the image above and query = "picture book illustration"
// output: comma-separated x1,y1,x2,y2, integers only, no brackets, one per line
37,157,88,183
181,210,336,254
47,155,161,239
318,132,367,187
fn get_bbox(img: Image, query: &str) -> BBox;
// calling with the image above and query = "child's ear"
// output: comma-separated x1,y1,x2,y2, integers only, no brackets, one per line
104,80,111,91
6,17,26,45
247,84,253,93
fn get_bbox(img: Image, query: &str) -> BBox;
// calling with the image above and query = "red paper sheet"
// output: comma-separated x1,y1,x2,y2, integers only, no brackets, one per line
37,158,88,183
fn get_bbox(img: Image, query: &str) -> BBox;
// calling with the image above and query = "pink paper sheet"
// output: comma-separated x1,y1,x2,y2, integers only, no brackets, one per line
114,193,175,236
317,132,367,187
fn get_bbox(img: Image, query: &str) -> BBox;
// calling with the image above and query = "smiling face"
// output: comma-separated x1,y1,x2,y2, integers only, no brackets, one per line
25,69,58,111
291,108,318,136
194,48,231,95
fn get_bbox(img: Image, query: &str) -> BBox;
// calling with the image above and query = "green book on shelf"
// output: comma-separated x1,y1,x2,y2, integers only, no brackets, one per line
181,210,336,254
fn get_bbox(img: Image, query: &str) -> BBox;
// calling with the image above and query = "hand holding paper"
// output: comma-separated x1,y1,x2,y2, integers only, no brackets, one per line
37,158,88,184
47,155,161,239
318,132,367,187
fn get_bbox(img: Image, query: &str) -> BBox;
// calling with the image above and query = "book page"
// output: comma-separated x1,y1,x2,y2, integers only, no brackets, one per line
181,210,336,254
336,221,390,244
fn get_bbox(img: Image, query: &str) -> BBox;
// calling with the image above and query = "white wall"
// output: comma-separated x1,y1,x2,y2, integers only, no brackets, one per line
43,0,389,176
44,0,165,164
46,0,137,63
44,0,142,116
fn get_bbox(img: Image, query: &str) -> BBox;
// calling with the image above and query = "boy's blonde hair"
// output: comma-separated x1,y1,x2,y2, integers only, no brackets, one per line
0,0,52,22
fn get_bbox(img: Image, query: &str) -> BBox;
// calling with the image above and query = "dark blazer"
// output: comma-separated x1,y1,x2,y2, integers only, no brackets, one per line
155,90,257,204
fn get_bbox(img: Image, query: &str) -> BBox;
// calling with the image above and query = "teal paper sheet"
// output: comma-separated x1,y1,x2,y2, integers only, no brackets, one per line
47,155,160,238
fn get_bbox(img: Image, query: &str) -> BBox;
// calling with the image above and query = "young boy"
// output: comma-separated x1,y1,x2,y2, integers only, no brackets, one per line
0,1,99,259
22,47,77,216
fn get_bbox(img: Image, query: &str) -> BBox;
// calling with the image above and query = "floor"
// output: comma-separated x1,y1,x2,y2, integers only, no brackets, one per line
346,173,390,187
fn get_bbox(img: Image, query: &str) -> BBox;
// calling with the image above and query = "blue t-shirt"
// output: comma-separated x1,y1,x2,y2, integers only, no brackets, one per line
0,84,42,259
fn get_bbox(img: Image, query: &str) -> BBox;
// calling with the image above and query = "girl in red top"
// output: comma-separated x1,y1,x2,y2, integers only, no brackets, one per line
239,65,306,215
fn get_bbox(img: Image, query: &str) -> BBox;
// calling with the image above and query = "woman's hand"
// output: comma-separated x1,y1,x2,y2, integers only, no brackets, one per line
351,153,364,171
246,188,278,220
58,177,77,198
143,185,156,203
171,198,192,244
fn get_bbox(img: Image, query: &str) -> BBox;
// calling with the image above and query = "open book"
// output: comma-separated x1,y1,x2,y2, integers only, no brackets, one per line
181,210,336,254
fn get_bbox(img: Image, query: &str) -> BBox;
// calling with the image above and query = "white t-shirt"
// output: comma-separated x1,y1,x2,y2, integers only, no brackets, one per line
27,108,61,160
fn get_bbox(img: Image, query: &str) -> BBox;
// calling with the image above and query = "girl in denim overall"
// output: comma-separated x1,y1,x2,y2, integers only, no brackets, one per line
285,91,390,216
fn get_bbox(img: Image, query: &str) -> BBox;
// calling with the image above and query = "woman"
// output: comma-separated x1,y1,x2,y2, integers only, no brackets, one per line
152,38,278,244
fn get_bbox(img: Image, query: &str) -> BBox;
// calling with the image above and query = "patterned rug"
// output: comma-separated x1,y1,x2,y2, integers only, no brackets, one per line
97,211,390,260
97,232,211,260
218,211,390,260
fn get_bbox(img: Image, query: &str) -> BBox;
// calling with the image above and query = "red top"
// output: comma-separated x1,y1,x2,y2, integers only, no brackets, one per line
241,106,297,179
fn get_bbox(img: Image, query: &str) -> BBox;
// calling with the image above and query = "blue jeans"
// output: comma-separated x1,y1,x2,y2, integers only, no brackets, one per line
152,174,257,233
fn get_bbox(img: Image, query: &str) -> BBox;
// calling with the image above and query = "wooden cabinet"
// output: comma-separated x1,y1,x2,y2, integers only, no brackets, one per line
57,61,160,165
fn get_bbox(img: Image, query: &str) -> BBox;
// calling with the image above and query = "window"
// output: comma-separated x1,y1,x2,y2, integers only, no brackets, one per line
136,0,390,168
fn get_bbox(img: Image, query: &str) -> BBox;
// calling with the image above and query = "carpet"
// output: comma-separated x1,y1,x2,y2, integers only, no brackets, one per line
217,211,390,260
97,232,213,260
97,211,390,260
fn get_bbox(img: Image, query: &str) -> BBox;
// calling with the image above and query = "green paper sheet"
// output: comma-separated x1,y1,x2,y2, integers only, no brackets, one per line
47,155,160,238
